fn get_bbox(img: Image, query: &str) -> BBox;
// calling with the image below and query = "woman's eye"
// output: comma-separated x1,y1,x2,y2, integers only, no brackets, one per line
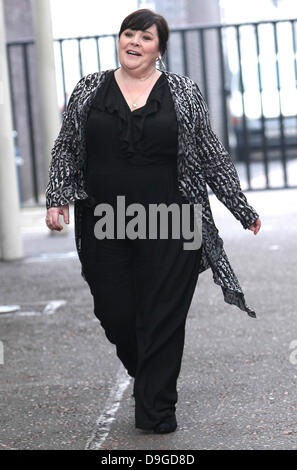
124,32,151,40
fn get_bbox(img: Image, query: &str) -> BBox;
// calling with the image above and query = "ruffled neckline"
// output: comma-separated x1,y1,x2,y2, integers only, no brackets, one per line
90,70,166,159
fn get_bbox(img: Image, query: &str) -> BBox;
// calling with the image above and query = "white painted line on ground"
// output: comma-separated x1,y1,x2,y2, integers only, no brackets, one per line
12,300,63,306
85,365,131,450
0,305,20,313
0,300,66,319
0,311,40,318
42,300,66,314
23,252,77,263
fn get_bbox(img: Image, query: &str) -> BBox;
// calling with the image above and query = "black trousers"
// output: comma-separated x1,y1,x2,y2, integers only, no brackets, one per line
80,159,203,428
80,194,202,429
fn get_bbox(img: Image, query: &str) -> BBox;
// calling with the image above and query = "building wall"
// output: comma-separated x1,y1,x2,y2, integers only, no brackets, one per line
4,0,44,205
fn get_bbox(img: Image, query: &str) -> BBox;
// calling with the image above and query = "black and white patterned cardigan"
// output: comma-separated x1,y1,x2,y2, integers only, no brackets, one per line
45,69,259,318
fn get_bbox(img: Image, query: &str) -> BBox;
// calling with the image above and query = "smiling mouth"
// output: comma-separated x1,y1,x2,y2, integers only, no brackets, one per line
126,50,142,56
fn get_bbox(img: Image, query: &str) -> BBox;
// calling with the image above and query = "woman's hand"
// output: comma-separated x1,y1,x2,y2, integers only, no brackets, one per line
248,217,261,235
45,205,69,231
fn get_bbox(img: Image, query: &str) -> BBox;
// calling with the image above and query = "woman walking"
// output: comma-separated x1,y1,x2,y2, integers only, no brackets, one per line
45,9,261,434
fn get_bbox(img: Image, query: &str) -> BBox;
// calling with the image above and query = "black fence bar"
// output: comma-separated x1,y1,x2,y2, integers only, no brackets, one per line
235,24,251,188
23,43,39,203
217,26,230,153
199,28,208,104
77,38,83,78
255,24,270,188
291,20,297,134
272,21,288,187
58,39,67,111
6,45,17,130
169,17,297,32
6,44,23,203
95,37,101,71
113,35,119,68
6,39,34,46
180,30,188,76
291,20,297,82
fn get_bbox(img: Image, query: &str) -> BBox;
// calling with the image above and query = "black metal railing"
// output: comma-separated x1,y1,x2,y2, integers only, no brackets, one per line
6,19,297,205
6,39,40,204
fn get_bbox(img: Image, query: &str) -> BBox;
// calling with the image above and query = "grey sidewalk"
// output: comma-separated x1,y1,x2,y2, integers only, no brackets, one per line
0,188,297,450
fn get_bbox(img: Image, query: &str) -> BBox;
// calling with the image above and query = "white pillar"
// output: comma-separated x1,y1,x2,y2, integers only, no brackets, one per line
31,0,68,235
31,0,60,170
0,0,23,260
186,0,223,140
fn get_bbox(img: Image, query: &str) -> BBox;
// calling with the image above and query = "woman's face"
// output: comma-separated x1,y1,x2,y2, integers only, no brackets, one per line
118,23,161,73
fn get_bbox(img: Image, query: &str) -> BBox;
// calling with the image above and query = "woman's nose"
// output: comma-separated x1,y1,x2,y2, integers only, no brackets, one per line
130,35,140,46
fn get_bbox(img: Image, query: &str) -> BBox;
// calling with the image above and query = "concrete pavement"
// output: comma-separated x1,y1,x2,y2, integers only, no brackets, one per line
1,188,297,450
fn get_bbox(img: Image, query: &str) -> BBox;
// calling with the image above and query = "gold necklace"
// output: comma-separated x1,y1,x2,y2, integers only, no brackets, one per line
118,68,158,110
130,87,150,109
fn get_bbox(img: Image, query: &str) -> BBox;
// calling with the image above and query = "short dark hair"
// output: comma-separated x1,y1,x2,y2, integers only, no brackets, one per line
118,9,169,57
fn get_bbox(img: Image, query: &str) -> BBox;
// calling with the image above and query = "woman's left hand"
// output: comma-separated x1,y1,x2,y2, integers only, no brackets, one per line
248,217,261,235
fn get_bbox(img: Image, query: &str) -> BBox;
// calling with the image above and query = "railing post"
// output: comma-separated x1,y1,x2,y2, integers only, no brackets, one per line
0,0,23,260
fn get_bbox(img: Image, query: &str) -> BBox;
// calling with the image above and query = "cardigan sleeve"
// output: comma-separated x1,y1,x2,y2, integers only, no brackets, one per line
191,81,259,230
45,76,87,209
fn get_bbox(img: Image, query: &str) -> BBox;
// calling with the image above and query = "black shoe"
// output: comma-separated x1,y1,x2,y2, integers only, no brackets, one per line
153,415,177,434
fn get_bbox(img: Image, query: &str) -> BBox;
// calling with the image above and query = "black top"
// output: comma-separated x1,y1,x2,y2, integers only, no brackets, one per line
85,69,178,197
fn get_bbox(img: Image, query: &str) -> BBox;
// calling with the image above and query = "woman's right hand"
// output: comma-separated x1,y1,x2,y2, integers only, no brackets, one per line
248,217,261,235
45,205,69,231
